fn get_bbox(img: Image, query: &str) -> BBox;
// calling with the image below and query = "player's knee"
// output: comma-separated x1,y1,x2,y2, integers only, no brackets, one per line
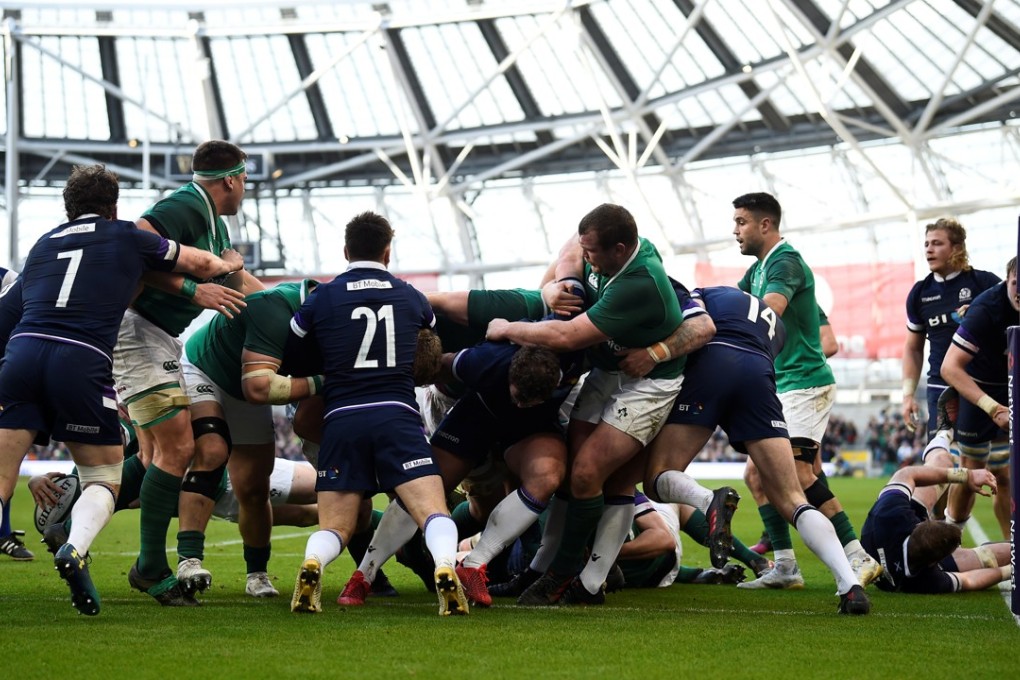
791,438,818,465
181,466,226,501
192,416,232,457
569,465,602,497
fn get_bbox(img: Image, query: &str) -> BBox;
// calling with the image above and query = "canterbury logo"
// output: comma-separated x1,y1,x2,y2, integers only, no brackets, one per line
195,384,215,394
162,360,180,372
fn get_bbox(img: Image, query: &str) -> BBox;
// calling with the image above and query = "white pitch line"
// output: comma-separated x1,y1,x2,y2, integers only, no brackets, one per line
105,530,314,557
966,516,1020,627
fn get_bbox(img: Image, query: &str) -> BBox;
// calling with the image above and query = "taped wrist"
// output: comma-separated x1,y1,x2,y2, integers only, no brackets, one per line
646,341,672,364
902,378,917,398
181,278,198,299
976,394,1001,418
973,544,998,569
946,468,969,484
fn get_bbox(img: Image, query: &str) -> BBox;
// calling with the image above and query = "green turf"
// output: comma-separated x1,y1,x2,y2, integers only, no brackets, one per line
2,475,1018,679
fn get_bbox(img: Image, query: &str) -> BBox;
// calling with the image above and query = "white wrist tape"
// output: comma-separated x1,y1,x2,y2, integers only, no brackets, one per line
946,468,969,484
976,394,1001,418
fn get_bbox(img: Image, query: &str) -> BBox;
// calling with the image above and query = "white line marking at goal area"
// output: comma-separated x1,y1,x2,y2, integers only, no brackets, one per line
967,516,1020,628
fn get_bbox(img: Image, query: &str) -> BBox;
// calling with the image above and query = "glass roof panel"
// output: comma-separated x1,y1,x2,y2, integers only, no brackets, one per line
20,35,109,139
495,13,624,117
589,0,689,99
209,34,318,143
116,37,209,144
305,30,405,138
400,21,525,132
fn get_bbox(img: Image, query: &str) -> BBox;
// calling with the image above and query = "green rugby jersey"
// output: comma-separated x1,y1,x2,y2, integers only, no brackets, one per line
583,238,684,379
133,182,232,337
185,281,315,400
738,240,834,392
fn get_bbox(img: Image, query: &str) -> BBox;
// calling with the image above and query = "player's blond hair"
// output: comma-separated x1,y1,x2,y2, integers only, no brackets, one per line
925,217,970,272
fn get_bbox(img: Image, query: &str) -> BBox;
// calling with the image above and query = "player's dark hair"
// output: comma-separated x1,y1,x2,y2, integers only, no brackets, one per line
907,520,961,569
64,164,119,220
732,192,782,229
577,203,638,250
508,346,561,405
192,140,246,172
926,217,970,272
345,211,395,261
413,329,443,386
1007,256,1016,278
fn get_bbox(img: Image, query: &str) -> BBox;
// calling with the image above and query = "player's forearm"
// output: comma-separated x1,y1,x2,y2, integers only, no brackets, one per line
175,245,241,281
552,234,583,283
502,319,576,352
616,529,675,561
956,566,1011,591
662,314,715,359
890,466,970,491
242,372,323,405
940,360,998,416
901,345,923,397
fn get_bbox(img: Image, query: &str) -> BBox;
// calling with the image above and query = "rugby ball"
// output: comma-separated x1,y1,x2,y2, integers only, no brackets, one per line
33,474,80,534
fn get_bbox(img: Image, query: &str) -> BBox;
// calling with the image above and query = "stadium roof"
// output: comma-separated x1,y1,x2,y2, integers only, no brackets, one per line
1,0,1019,278
4,0,1018,187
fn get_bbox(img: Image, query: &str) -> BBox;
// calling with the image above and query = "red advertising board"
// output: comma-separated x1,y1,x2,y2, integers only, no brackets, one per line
693,261,915,359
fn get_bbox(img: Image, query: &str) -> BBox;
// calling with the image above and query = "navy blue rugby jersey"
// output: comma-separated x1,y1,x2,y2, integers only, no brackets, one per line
13,215,179,359
950,282,1017,384
290,262,434,414
693,286,787,361
450,337,585,420
905,269,1000,385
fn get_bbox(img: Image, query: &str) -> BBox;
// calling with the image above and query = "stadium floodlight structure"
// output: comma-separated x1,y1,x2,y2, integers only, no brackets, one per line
0,0,1018,290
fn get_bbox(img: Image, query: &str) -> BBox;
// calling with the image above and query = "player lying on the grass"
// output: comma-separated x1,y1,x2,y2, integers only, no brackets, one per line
27,456,400,597
861,429,1011,594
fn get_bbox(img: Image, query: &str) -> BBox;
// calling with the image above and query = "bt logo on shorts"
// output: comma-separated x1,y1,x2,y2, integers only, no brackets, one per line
318,467,341,480
196,384,215,394
162,360,180,372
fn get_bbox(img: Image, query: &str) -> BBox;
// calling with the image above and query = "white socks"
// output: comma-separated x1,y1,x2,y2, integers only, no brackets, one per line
579,501,635,594
794,507,857,595
463,489,542,568
359,500,418,583
423,514,459,571
303,529,343,569
654,470,713,512
67,485,116,555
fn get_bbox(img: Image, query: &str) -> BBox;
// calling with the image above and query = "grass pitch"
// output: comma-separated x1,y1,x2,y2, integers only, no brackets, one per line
2,475,1018,679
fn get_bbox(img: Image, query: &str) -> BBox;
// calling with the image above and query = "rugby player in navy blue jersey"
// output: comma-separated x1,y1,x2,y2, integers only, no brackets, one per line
0,164,244,615
621,286,870,613
287,211,468,616
902,218,999,435
861,431,1010,594
940,257,1018,538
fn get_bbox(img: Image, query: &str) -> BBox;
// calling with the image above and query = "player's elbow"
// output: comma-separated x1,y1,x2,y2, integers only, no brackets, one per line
241,380,271,405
